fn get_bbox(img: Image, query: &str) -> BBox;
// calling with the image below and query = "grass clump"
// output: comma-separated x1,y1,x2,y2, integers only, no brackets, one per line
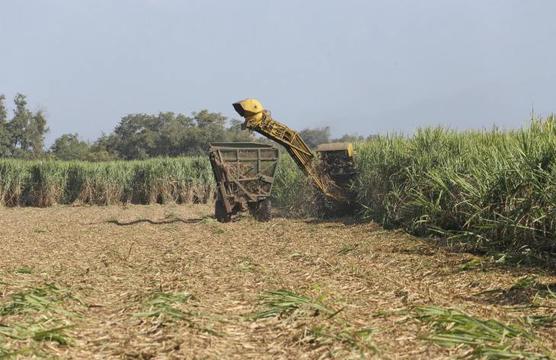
0,320,73,346
14,266,33,275
524,315,556,328
337,243,359,256
251,289,337,320
135,291,193,321
415,306,551,359
0,346,11,358
251,290,377,356
510,275,540,291
0,283,79,356
308,325,377,354
0,284,75,316
134,291,221,336
458,258,484,272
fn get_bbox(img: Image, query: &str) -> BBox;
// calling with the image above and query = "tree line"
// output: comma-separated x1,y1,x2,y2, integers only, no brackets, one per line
0,93,372,161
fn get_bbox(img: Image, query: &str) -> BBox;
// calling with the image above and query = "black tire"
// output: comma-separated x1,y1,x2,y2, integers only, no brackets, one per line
215,199,231,223
252,198,272,222
314,192,332,218
314,192,347,218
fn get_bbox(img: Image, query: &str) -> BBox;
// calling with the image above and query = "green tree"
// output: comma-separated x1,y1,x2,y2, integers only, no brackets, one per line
7,94,31,157
194,110,226,128
299,126,330,148
0,95,11,156
192,110,228,149
107,110,242,159
87,133,118,161
156,112,195,156
50,133,90,160
6,94,48,158
227,119,254,142
111,113,160,159
29,110,48,157
332,134,366,143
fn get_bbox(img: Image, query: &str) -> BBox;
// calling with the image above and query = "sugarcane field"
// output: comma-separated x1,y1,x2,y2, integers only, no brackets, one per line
2,1,556,359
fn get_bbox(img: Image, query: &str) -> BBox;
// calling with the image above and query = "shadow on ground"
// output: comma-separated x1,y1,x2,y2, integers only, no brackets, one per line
106,217,211,226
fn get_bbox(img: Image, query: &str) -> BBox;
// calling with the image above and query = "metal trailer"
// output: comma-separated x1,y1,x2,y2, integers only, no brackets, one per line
208,142,279,222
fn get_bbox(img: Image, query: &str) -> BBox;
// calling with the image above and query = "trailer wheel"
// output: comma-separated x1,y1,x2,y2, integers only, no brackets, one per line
252,198,272,222
215,199,231,223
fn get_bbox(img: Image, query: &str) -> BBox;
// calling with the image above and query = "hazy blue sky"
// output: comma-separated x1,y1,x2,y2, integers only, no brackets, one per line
1,0,555,144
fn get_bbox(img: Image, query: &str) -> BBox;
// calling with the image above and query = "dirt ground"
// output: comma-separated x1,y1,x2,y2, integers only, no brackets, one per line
1,204,555,359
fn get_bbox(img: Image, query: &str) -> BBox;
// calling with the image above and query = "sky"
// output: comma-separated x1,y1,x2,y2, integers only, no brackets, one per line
1,0,555,144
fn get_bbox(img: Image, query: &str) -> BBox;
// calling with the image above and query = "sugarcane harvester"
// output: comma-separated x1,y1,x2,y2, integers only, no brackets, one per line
232,99,356,204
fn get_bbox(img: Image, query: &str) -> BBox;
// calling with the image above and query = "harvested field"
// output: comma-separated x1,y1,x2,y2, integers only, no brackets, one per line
1,204,555,359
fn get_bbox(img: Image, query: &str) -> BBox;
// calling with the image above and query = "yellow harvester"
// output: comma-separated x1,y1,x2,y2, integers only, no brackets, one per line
233,98,356,203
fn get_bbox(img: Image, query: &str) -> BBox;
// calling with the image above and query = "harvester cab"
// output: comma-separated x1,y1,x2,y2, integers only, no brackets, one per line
316,142,356,188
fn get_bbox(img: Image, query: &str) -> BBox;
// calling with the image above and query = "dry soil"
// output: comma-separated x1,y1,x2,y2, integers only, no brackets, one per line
1,204,555,359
